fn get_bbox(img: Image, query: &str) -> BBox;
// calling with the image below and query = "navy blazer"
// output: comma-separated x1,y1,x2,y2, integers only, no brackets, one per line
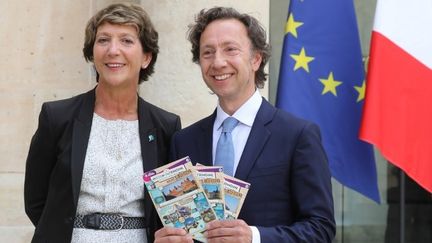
170,98,335,242
24,88,181,243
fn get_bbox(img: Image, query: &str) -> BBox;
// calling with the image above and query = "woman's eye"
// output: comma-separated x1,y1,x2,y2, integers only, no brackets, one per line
96,38,109,44
122,39,134,45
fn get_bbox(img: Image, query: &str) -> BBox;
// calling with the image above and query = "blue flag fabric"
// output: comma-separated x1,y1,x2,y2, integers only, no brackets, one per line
276,0,380,203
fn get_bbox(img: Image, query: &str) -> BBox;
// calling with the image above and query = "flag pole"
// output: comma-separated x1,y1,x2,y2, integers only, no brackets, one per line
399,169,405,243
341,184,345,243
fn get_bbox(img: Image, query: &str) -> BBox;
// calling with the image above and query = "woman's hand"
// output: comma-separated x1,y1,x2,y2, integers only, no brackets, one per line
154,226,194,243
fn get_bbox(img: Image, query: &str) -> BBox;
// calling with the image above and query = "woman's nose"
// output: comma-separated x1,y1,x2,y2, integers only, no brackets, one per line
107,41,120,56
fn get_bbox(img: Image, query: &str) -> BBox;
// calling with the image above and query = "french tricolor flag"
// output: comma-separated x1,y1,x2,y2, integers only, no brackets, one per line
360,0,432,192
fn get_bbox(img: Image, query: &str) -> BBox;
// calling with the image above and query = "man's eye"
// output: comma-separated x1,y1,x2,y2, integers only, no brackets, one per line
201,50,213,58
226,47,239,54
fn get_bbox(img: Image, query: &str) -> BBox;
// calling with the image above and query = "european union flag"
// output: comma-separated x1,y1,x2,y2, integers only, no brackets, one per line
276,0,380,203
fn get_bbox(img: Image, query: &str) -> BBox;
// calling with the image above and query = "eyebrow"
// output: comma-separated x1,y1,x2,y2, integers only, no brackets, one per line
96,32,139,39
200,41,240,49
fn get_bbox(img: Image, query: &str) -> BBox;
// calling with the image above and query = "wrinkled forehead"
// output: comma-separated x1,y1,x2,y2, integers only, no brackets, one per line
199,19,251,47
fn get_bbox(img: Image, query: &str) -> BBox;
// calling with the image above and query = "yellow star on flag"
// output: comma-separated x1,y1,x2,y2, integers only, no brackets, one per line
285,13,303,38
354,80,366,102
290,47,314,72
319,72,342,96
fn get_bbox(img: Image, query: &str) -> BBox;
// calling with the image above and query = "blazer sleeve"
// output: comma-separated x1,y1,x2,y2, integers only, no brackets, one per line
168,132,179,162
257,122,336,242
24,103,58,226
166,114,181,160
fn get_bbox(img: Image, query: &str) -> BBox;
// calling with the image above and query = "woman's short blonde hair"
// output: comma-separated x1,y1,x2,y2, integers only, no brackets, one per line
83,3,158,83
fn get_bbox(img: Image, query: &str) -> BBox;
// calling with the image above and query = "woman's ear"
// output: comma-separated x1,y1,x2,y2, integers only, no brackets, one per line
142,52,152,69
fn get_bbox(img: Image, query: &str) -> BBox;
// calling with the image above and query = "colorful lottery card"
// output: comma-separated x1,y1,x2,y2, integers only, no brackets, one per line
223,175,250,219
143,157,217,238
195,165,225,220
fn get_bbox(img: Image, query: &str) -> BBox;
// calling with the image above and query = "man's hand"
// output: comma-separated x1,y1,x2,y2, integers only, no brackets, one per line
205,219,252,243
154,226,193,243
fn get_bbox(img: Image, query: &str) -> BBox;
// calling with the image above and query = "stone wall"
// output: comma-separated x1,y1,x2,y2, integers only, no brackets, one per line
0,0,269,242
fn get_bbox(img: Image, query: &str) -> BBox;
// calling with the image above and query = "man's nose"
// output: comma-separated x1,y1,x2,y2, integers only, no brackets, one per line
212,51,227,68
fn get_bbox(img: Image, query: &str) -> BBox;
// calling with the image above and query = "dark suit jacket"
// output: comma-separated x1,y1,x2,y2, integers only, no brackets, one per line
24,88,181,243
170,98,335,242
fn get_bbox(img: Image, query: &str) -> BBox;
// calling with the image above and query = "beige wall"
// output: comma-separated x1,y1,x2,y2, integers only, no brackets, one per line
0,0,269,242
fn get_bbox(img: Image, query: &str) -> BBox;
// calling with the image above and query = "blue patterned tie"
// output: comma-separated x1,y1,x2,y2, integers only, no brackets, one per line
215,117,239,176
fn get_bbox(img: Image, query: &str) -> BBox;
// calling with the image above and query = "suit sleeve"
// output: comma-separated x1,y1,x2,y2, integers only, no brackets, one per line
24,103,58,226
173,116,181,136
257,122,336,242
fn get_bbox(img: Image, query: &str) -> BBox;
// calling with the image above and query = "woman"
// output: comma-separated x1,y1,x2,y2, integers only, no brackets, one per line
24,3,180,243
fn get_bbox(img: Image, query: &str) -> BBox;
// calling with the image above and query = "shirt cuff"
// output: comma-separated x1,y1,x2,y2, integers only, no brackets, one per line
250,226,261,243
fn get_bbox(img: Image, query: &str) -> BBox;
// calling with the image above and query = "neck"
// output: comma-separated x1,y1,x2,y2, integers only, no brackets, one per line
94,84,138,120
219,89,256,116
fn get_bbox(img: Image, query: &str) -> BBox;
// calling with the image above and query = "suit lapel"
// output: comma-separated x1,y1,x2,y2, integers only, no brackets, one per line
71,89,95,206
235,99,275,181
197,112,216,166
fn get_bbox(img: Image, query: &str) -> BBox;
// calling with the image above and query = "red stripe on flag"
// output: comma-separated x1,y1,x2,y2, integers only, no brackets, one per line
360,31,432,192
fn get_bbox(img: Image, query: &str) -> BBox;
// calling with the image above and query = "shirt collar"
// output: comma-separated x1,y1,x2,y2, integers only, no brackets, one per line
215,90,262,130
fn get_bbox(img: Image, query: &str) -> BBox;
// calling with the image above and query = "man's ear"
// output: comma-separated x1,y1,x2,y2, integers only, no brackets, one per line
251,51,262,71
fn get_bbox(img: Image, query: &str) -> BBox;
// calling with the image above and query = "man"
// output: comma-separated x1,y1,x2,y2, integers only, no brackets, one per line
155,7,335,243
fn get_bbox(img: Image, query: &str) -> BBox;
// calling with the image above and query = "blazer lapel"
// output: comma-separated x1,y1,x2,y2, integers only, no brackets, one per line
137,97,158,173
235,99,274,181
71,89,95,206
137,97,166,232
